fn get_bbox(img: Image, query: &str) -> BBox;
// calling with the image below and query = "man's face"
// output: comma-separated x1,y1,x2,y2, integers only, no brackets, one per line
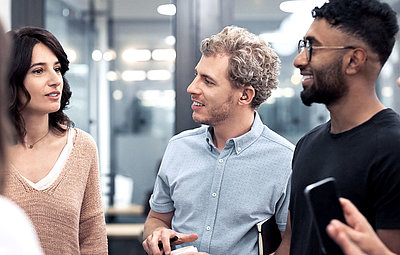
294,19,350,107
187,54,242,127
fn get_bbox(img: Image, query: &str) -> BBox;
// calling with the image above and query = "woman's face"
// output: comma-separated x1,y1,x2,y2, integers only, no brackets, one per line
21,43,63,115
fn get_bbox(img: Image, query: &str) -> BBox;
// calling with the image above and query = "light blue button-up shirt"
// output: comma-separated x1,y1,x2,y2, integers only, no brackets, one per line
150,112,294,255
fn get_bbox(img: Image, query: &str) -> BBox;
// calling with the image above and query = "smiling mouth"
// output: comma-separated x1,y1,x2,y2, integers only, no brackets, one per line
46,92,60,97
193,101,205,106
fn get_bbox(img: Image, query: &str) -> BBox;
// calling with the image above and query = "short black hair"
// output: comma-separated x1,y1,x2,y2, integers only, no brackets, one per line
7,27,73,143
312,0,399,65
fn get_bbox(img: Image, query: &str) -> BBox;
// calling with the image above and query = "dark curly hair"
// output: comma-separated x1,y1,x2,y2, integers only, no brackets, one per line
312,0,399,65
201,26,280,109
7,27,73,144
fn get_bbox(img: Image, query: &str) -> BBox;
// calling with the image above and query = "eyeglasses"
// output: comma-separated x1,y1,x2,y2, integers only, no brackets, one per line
298,39,356,62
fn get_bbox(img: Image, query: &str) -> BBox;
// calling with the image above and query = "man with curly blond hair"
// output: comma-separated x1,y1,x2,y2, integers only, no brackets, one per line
143,26,294,255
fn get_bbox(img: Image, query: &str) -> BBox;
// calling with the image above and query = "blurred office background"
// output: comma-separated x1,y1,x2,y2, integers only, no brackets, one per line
1,0,400,254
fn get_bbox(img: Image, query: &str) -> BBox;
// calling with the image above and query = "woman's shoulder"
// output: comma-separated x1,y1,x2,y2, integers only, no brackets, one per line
71,128,97,149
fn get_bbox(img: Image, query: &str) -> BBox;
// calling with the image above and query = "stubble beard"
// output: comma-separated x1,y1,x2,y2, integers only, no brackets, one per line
193,95,235,127
300,56,348,107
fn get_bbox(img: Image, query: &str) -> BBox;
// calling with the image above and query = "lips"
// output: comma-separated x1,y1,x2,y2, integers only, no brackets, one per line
45,91,60,97
193,101,205,106
301,72,314,87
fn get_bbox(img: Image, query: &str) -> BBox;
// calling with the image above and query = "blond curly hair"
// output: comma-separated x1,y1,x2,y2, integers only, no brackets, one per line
200,25,280,109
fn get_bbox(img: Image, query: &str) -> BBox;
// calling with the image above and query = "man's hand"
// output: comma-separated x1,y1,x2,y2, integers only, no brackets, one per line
142,227,199,255
326,198,396,255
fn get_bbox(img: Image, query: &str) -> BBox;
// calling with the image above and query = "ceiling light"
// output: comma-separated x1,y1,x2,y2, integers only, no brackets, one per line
152,49,176,61
291,68,302,85
157,4,176,16
137,90,176,107
121,70,146,81
122,49,151,63
92,49,102,62
113,90,123,101
147,70,172,81
65,48,77,63
280,1,306,13
106,71,119,81
164,35,176,46
103,50,116,62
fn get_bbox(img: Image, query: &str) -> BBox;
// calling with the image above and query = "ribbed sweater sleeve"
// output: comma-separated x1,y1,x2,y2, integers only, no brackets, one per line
78,130,108,254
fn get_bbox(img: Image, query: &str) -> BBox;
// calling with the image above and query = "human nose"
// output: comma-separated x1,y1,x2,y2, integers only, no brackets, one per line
48,70,62,87
187,76,200,95
293,49,308,69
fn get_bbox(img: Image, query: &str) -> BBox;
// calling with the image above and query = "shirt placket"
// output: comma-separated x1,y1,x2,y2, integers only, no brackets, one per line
199,145,233,253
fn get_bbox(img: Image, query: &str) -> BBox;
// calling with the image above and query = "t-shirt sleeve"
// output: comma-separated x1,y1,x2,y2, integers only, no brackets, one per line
372,130,400,229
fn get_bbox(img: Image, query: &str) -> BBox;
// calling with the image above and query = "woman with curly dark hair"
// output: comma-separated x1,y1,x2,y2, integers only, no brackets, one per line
3,27,108,254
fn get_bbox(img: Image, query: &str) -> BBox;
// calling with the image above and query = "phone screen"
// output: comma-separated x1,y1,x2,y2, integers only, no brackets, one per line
304,177,346,254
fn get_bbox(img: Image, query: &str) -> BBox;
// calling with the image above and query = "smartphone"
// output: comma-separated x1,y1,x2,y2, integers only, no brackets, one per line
304,177,346,254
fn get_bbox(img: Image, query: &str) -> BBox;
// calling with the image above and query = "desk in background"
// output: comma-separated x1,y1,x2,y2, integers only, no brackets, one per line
105,204,145,239
106,223,144,239
106,204,144,216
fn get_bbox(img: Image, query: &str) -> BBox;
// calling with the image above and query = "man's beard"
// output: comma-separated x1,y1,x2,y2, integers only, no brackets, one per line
193,95,235,127
300,56,348,107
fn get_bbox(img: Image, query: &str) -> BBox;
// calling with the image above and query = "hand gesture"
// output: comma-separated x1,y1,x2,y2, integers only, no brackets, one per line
143,227,199,255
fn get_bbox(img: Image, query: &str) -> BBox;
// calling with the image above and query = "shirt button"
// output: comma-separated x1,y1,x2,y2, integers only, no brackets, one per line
237,147,242,151
212,193,217,197
218,159,224,163
206,226,211,231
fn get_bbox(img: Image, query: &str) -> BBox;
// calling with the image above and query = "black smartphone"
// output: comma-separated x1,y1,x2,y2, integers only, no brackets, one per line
304,177,346,254
158,236,178,255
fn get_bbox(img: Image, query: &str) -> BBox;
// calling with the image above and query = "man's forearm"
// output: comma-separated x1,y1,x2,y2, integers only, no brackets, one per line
143,217,171,239
143,210,174,239
275,212,291,255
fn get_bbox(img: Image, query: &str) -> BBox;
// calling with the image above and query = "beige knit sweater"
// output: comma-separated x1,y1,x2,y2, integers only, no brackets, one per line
4,128,108,254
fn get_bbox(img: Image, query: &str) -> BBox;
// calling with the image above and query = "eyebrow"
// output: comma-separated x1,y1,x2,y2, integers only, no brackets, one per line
29,61,61,69
195,68,216,83
305,35,320,45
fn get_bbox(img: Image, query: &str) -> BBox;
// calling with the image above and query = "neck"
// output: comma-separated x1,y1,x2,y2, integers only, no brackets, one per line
212,110,255,151
328,85,385,134
22,113,51,147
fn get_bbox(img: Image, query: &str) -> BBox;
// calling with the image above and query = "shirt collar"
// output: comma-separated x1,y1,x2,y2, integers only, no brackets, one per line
205,111,264,154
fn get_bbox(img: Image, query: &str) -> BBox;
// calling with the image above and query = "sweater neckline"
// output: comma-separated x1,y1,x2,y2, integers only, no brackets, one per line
8,128,79,192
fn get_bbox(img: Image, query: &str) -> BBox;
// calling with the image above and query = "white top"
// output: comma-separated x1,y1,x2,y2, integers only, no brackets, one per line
0,196,43,255
23,128,75,190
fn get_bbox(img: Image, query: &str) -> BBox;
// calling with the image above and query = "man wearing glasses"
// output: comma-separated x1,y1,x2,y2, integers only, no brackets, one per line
276,0,400,255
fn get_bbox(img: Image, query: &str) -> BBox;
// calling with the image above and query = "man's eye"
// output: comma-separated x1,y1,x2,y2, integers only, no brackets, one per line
205,78,214,85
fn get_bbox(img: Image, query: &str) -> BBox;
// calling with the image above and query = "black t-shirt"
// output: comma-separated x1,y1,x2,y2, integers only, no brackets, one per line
289,108,400,255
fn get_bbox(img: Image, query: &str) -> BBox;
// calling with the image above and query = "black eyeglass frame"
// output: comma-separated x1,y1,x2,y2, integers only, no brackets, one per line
297,39,356,62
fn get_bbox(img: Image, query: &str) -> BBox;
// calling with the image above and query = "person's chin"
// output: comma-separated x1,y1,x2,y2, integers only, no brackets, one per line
300,91,314,107
192,115,210,126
